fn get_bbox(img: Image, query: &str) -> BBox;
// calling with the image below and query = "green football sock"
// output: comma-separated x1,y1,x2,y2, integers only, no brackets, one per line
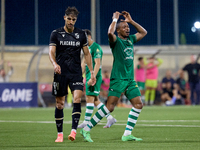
123,107,141,136
84,103,109,131
84,103,94,123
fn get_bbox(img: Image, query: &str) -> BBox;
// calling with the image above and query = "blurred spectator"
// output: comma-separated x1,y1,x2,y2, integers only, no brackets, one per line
162,70,175,89
100,70,110,102
161,81,182,106
145,57,163,105
177,55,200,105
175,71,190,105
135,57,146,103
0,61,14,82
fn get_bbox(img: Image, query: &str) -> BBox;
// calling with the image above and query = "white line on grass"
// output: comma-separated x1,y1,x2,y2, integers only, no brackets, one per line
0,120,200,127
98,123,200,128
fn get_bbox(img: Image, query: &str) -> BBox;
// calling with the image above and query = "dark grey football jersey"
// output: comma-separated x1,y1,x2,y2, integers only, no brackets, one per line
49,27,88,76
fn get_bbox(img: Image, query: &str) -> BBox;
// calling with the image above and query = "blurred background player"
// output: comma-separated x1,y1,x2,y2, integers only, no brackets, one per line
178,55,200,105
0,61,14,83
78,29,116,129
49,6,96,143
175,71,190,105
135,57,146,103
161,70,175,90
161,81,182,106
80,11,147,142
145,57,163,105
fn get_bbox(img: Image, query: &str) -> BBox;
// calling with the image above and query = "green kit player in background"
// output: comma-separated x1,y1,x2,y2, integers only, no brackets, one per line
78,29,116,129
80,11,147,142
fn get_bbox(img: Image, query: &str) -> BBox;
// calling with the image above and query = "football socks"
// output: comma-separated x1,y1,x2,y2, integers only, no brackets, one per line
84,103,94,123
55,107,64,133
84,103,110,131
123,107,141,136
72,103,81,130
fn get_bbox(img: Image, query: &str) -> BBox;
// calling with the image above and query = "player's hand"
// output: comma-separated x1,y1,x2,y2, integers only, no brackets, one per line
53,63,61,74
121,11,133,23
88,71,96,86
112,11,121,20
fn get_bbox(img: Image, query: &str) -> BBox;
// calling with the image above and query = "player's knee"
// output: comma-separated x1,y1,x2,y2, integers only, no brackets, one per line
137,102,143,109
56,100,64,110
133,101,143,109
106,104,115,112
73,97,81,103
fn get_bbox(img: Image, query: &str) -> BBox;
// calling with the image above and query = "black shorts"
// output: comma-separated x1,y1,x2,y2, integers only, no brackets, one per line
52,73,83,97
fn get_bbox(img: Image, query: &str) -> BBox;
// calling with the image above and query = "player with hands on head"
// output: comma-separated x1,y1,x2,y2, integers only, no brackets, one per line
80,10,147,142
78,29,116,129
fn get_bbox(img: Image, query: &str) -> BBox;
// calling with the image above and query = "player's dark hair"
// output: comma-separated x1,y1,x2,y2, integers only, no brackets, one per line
84,29,91,37
65,6,79,17
138,57,143,61
116,21,125,30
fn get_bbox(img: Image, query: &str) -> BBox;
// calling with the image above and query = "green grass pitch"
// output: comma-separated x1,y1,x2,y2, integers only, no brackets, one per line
0,106,200,150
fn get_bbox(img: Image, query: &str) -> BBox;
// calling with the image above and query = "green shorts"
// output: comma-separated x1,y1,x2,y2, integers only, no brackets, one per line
137,82,145,90
108,79,141,100
86,75,102,96
145,79,157,88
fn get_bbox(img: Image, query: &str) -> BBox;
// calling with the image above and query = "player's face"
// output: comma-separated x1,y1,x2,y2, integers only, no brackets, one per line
64,14,77,30
118,22,130,38
149,58,154,63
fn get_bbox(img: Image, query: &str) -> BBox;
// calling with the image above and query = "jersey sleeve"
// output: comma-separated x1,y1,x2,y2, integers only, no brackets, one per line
182,64,188,71
109,37,118,48
49,30,58,46
82,31,88,47
130,34,137,44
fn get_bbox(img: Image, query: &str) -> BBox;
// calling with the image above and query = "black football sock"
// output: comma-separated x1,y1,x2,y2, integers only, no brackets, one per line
55,107,63,133
72,103,81,130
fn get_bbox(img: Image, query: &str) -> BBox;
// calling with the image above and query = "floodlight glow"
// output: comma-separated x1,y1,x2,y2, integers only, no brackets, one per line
194,21,200,29
191,26,196,32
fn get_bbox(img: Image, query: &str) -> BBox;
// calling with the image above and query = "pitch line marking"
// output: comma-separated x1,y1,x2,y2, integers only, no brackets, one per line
0,120,200,128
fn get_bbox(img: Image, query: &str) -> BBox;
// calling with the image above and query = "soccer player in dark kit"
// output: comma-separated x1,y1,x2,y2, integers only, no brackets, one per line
49,6,96,142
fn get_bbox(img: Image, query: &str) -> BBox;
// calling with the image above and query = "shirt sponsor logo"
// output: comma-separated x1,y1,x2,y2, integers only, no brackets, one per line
0,89,33,102
60,41,80,47
124,48,133,60
72,82,83,86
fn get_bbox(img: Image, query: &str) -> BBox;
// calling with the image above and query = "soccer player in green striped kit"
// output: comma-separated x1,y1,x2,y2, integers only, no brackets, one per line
78,29,116,129
80,11,147,142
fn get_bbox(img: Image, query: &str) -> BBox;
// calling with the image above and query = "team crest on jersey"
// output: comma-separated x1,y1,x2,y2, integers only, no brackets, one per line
127,40,132,45
59,32,66,38
96,49,100,53
75,33,79,39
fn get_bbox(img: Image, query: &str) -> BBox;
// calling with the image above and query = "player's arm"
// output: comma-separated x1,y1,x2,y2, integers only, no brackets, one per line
81,58,86,74
121,11,147,42
82,46,96,86
108,11,121,43
156,58,163,67
49,46,61,74
93,58,101,77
